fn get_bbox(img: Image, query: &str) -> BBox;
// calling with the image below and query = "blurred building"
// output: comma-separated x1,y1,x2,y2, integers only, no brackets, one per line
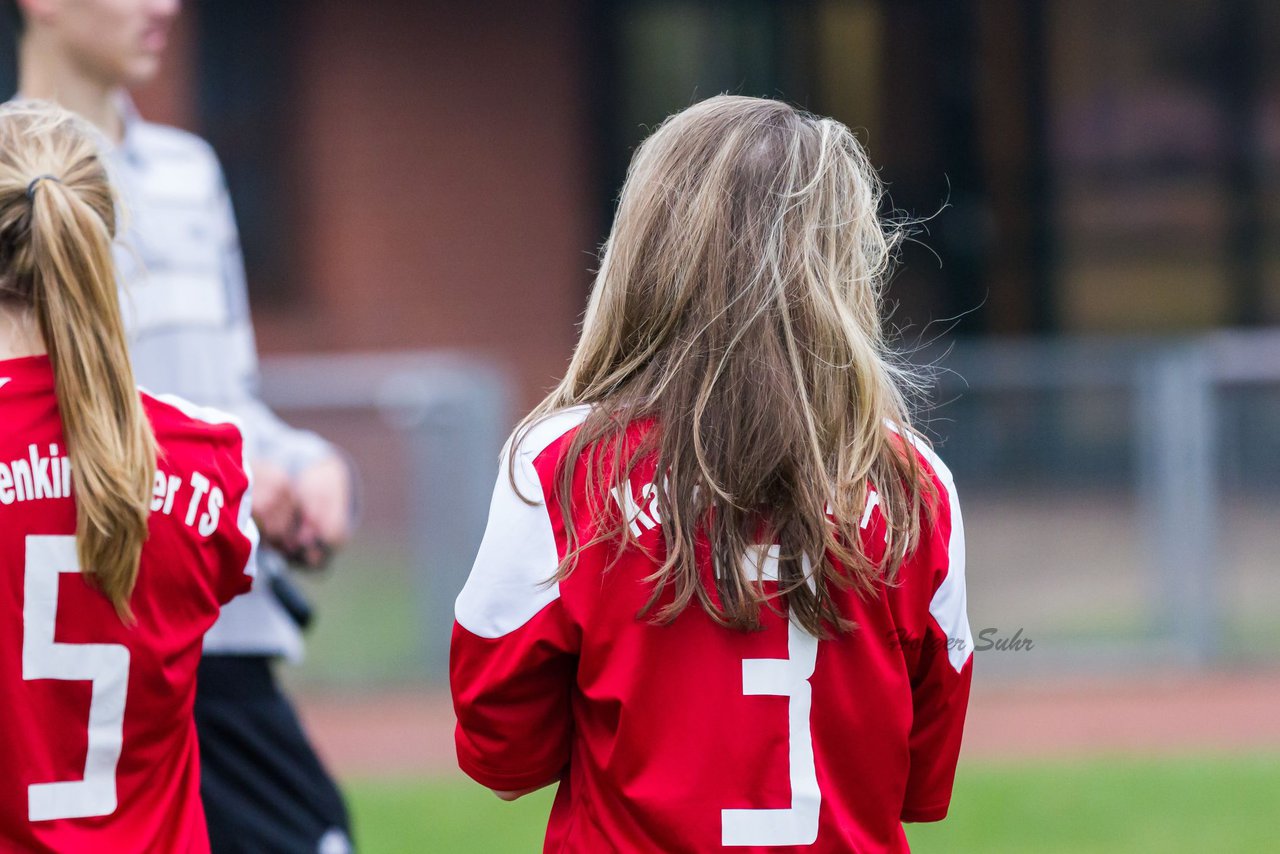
4,0,1279,405
6,1,1276,681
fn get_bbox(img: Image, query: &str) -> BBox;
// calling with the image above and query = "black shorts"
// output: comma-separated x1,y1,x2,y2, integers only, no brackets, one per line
194,655,353,854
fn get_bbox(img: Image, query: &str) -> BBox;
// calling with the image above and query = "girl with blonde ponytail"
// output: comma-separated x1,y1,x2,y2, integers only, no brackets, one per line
0,101,154,618
452,96,973,851
0,101,259,853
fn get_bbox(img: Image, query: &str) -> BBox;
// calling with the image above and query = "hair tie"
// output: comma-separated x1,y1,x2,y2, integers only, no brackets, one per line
26,174,62,201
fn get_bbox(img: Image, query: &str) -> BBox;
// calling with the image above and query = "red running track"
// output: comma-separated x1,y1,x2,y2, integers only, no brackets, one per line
296,668,1280,779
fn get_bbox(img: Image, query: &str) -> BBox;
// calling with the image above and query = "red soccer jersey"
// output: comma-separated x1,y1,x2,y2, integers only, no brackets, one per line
451,407,972,853
0,355,257,853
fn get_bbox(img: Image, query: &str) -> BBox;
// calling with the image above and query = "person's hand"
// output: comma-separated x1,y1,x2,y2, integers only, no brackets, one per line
289,454,353,570
250,457,302,554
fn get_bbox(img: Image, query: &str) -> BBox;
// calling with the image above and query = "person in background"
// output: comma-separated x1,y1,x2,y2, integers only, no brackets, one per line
0,99,256,854
451,96,972,852
6,2,356,851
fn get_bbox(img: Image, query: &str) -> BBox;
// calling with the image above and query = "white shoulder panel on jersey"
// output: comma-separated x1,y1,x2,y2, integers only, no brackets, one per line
140,388,260,581
892,424,972,672
455,406,592,639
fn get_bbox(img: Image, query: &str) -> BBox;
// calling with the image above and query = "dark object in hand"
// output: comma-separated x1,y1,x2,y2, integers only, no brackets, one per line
269,574,314,631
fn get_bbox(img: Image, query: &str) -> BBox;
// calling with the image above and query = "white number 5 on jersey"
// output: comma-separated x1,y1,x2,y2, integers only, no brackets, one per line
24,535,130,822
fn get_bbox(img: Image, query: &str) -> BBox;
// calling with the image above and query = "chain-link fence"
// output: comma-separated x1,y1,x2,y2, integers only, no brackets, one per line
264,332,1280,689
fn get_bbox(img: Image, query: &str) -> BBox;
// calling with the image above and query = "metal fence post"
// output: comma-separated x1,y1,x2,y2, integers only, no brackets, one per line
381,366,510,682
1136,343,1219,664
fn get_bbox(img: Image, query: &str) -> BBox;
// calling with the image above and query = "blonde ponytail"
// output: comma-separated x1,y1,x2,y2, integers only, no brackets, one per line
0,102,155,621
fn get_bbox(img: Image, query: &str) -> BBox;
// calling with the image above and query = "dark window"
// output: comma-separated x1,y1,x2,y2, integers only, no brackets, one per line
589,0,815,239
0,10,18,98
194,0,303,306
590,0,997,336
1047,0,1276,330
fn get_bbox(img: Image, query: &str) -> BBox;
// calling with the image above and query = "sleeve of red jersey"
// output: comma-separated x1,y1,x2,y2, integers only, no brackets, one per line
897,440,973,823
146,391,259,606
450,424,581,793
149,391,257,604
207,417,259,606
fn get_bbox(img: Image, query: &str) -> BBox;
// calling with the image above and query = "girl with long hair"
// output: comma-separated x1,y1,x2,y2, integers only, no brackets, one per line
0,101,257,852
451,95,972,852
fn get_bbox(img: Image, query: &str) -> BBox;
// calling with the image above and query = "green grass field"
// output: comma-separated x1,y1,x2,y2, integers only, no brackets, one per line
346,754,1279,853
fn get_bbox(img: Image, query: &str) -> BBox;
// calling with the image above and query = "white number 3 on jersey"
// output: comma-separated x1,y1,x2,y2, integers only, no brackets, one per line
722,546,821,847
24,535,130,822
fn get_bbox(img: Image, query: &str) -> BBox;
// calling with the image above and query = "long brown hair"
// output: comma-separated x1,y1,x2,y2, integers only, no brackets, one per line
0,101,156,620
518,95,933,637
